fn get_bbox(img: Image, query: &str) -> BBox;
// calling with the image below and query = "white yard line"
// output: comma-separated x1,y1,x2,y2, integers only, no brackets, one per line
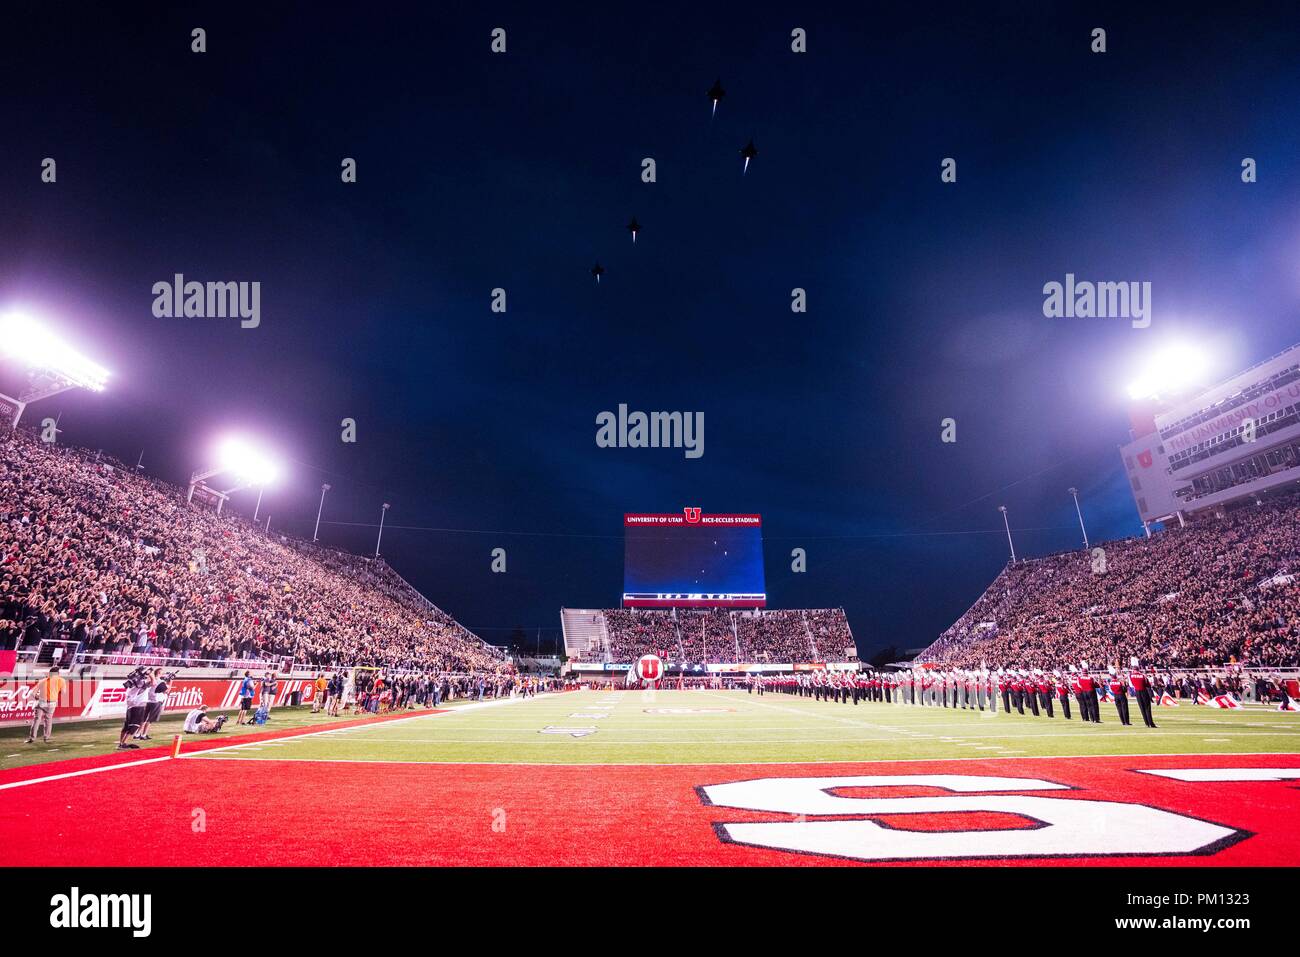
0,694,565,788
0,756,173,792
179,749,1300,768
185,692,561,759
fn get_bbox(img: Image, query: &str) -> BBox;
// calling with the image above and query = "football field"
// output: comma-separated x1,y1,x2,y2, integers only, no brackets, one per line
2,689,1299,867
189,687,1300,764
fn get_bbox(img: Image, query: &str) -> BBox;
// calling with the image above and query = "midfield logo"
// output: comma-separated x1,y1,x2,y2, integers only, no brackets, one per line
540,726,597,737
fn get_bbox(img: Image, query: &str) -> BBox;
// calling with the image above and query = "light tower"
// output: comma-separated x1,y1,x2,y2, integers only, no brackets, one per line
313,483,331,542
0,312,109,428
375,502,390,557
1068,487,1090,549
187,436,282,516
998,505,1017,564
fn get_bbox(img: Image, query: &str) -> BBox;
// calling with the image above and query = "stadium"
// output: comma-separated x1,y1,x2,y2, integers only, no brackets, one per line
3,2,1299,936
2,396,1298,869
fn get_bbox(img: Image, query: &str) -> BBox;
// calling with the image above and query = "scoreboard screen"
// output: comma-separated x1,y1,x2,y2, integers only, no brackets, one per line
623,511,766,608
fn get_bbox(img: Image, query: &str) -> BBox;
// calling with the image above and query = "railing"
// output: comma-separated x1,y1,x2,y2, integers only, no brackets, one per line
35,649,294,672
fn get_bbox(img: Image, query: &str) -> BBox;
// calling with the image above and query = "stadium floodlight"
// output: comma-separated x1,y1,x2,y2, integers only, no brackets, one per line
0,311,110,427
998,505,1017,564
187,434,283,515
375,502,391,558
1068,487,1090,550
216,435,281,487
313,483,332,542
1125,342,1210,401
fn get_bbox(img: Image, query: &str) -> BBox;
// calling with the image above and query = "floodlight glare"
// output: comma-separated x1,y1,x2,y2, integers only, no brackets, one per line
216,436,281,486
1125,343,1210,401
0,312,110,392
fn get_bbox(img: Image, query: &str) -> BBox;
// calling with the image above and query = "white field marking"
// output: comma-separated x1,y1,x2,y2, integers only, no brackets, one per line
309,729,1295,743
180,749,1300,768
184,691,565,760
224,736,954,746
694,691,918,736
179,730,1294,748
1136,767,1300,782
401,722,839,730
974,746,1003,750
0,755,173,792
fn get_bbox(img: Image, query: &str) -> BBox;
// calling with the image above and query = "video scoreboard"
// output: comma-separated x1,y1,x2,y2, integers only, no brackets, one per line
622,509,766,608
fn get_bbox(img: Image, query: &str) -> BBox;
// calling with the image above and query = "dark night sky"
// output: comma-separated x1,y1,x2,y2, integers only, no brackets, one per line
3,3,1299,657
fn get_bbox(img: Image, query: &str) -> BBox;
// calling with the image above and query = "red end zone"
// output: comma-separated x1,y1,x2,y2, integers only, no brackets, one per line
0,753,1296,866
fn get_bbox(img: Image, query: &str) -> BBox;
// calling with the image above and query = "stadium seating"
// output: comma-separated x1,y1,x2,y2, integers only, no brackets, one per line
0,427,508,674
569,607,854,664
677,609,740,663
921,492,1300,668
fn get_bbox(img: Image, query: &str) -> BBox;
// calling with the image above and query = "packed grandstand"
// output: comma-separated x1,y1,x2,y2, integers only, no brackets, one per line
567,606,855,664
4,413,1298,680
0,426,511,675
920,489,1300,669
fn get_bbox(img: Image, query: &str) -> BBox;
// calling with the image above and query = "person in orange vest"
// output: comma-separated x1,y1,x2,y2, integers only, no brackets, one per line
312,673,328,713
25,664,67,744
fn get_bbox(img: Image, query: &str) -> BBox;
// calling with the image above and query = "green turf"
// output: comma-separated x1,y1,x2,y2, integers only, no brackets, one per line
0,699,483,771
178,689,1300,766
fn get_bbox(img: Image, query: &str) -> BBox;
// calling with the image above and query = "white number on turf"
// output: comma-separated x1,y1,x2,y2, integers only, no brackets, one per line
1136,768,1300,782
702,774,1237,861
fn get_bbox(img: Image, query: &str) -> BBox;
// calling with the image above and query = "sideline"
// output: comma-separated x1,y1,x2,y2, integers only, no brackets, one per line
0,693,559,791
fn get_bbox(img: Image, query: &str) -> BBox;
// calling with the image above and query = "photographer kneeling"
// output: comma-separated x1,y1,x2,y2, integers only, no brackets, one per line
183,704,227,734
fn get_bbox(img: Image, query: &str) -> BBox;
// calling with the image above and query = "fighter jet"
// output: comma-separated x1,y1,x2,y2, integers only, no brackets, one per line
626,217,640,243
590,262,605,284
740,138,758,174
707,78,725,117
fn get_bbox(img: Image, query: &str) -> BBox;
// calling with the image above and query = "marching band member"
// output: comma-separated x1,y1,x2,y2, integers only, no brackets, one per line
1055,669,1071,719
1036,669,1054,718
1129,657,1157,728
1108,666,1131,726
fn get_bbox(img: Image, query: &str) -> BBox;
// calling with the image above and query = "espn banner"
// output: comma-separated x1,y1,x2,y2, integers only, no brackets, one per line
0,676,317,726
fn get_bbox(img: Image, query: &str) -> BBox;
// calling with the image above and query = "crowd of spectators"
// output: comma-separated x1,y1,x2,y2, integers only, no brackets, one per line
735,609,814,662
604,608,681,661
806,608,855,660
677,609,739,663
336,669,550,714
576,607,854,664
0,427,511,676
921,492,1300,669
